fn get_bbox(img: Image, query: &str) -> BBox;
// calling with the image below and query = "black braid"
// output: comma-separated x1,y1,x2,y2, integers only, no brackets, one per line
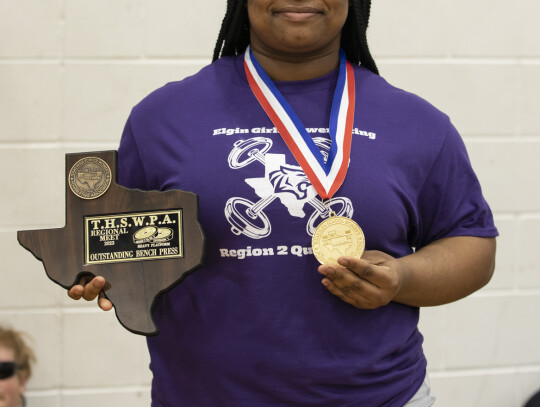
212,0,250,62
212,0,379,75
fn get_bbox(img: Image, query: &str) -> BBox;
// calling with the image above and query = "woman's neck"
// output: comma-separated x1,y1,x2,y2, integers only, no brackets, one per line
250,46,340,82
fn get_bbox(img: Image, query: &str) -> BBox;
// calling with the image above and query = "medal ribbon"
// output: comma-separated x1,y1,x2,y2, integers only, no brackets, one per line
244,45,355,199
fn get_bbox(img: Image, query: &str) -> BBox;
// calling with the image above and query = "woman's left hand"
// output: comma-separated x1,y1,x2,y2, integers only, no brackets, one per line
318,236,496,309
318,251,407,309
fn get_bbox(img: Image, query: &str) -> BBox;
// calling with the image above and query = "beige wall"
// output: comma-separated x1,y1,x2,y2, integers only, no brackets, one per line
1,1,538,406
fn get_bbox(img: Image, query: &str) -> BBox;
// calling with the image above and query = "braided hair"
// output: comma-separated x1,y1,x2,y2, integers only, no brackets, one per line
212,0,379,75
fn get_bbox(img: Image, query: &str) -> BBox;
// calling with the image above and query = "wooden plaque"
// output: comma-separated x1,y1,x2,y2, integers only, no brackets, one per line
17,151,205,336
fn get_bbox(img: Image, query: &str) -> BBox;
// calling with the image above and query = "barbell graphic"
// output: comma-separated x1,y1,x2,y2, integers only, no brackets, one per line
225,137,353,239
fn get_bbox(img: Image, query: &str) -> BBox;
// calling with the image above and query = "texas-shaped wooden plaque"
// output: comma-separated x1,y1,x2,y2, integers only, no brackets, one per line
17,151,205,336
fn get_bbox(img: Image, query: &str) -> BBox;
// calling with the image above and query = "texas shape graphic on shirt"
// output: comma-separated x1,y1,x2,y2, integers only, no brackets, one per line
246,153,317,218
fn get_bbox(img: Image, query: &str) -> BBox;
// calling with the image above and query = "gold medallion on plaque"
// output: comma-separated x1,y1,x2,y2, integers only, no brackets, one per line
312,215,365,265
69,157,111,199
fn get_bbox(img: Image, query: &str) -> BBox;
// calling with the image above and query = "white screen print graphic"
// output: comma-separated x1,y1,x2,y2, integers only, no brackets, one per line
225,137,354,239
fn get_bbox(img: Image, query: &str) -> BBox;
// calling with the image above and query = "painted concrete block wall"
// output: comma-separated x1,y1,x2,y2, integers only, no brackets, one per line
0,1,537,406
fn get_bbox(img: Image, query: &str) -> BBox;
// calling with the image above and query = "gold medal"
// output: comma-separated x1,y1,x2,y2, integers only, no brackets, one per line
312,214,365,265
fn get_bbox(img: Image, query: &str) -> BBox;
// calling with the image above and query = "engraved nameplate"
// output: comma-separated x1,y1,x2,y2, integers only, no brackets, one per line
85,210,183,265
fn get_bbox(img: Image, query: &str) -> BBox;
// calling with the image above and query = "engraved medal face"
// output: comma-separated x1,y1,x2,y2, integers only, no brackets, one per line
312,216,365,265
69,157,111,199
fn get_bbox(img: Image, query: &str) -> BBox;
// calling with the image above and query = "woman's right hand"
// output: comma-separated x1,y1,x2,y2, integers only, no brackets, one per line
67,275,113,311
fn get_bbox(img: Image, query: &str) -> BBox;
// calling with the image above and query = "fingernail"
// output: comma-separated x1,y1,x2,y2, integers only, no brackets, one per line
338,257,348,266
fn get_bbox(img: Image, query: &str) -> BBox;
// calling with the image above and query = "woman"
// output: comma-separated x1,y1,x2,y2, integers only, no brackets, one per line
70,1,497,405
0,327,35,407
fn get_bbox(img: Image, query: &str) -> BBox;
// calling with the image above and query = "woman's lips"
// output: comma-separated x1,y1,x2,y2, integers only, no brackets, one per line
274,7,322,21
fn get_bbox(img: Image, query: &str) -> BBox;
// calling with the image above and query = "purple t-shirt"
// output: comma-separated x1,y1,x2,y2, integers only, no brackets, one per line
118,54,497,407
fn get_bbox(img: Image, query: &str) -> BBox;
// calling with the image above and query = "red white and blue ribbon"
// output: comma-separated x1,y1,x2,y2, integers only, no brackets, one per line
244,45,355,200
